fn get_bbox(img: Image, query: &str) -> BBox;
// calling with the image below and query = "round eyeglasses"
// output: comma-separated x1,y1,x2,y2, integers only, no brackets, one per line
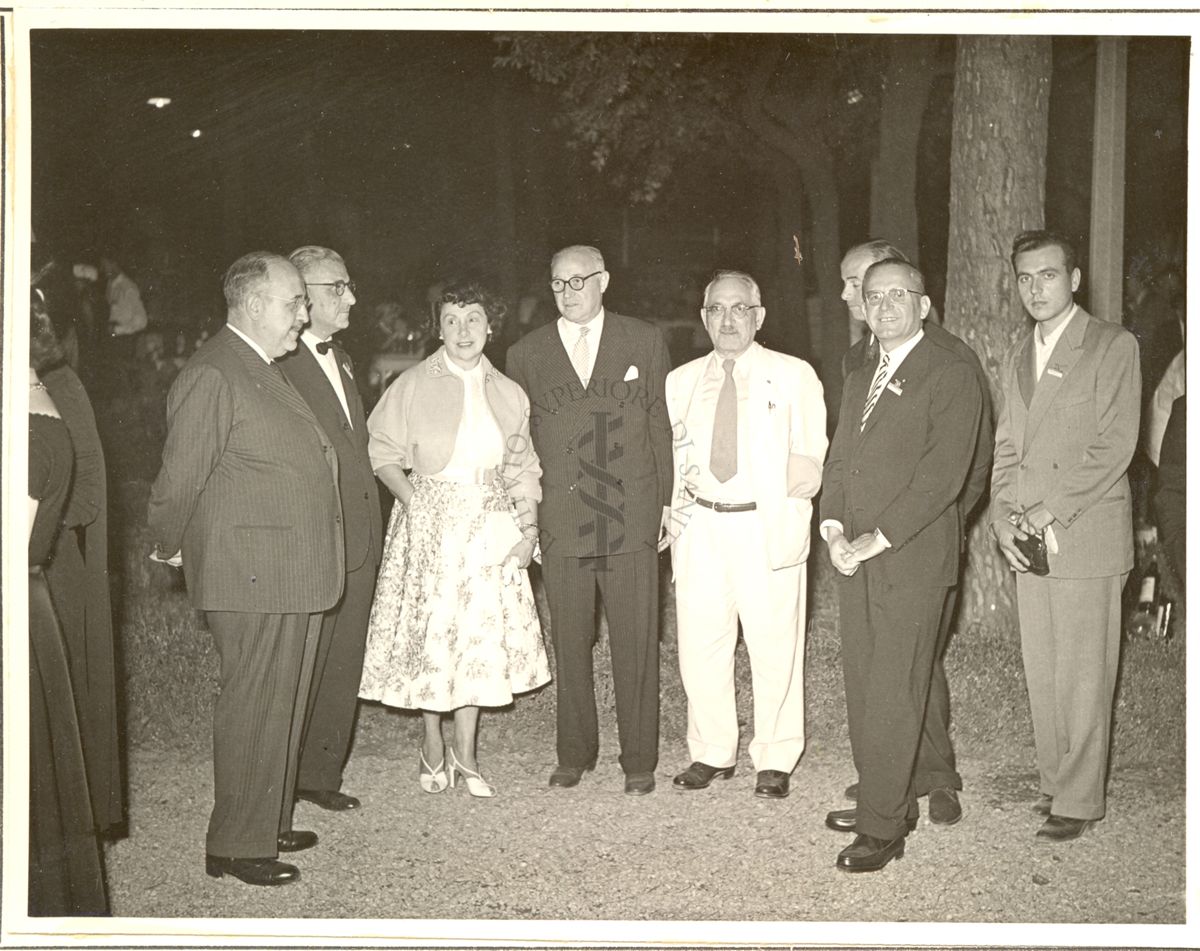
864,287,922,308
549,270,603,294
306,280,357,297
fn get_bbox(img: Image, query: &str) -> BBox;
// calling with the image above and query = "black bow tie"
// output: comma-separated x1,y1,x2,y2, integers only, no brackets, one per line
316,340,333,355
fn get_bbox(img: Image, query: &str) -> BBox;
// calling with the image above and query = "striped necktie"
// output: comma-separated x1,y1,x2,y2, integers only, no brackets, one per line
860,352,890,430
572,325,591,387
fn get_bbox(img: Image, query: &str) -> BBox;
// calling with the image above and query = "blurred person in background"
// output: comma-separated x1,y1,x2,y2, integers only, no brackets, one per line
1153,395,1186,597
29,292,108,915
360,279,549,799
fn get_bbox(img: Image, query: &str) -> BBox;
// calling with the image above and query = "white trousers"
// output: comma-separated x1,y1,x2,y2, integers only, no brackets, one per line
673,505,806,773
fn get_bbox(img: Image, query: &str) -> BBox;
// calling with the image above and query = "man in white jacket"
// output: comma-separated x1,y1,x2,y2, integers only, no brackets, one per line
664,270,827,799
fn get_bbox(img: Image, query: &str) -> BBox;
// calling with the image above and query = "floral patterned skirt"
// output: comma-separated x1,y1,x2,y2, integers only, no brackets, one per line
358,473,550,711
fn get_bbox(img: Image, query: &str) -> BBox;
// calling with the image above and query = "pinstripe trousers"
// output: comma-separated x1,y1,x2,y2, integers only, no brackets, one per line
204,611,322,859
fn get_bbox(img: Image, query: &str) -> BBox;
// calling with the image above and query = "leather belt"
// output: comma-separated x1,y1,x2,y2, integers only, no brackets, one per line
687,488,757,513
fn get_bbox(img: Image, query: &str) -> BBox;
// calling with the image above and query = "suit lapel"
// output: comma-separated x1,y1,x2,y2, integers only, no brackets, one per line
590,313,628,392
222,329,321,427
1016,334,1036,408
858,336,930,441
1023,310,1089,453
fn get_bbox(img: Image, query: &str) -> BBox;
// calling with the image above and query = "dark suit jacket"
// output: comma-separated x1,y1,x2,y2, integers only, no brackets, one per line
1154,395,1186,586
506,312,673,559
278,341,382,574
822,331,984,588
147,326,345,613
990,308,1139,579
843,322,993,526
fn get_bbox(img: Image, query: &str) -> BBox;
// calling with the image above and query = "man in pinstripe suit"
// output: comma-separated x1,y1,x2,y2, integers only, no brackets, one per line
506,245,673,796
148,252,345,886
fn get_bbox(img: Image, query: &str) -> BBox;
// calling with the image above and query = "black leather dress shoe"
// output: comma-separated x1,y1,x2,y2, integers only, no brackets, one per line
672,762,735,790
754,770,790,799
844,781,859,800
1032,795,1053,816
1036,814,1093,841
549,762,595,788
277,830,318,852
927,787,962,825
205,855,299,886
836,833,906,872
624,772,655,795
826,807,917,833
296,788,361,811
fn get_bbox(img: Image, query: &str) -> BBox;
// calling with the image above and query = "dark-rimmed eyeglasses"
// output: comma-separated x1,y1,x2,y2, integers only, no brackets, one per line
550,270,603,294
264,293,311,314
702,302,760,321
306,280,357,297
864,287,922,308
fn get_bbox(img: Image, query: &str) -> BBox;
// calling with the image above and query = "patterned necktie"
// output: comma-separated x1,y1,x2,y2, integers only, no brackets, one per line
860,351,890,430
572,325,591,386
710,358,738,482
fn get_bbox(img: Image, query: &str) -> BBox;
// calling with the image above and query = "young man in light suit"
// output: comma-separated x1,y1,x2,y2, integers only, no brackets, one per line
506,245,673,796
148,252,345,886
664,271,826,800
279,246,382,814
992,230,1140,841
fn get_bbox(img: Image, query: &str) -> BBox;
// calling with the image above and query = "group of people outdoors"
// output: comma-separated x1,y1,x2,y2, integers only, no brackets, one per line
29,225,1158,908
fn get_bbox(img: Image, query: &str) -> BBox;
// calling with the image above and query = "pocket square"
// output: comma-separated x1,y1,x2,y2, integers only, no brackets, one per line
624,365,639,382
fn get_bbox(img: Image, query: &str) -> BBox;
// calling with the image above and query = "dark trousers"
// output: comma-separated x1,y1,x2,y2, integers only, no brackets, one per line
839,568,952,840
297,557,377,793
541,547,659,774
205,611,321,859
913,586,962,795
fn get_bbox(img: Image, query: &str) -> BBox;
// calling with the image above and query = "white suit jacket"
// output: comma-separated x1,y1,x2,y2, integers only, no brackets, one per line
665,342,827,570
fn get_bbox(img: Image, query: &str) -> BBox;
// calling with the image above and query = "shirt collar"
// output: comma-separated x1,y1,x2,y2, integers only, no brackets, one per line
227,322,273,364
706,340,759,379
1036,302,1078,348
878,327,925,368
558,307,605,340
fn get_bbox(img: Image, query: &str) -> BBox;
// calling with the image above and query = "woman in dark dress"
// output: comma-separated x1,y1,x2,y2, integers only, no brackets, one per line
29,297,108,915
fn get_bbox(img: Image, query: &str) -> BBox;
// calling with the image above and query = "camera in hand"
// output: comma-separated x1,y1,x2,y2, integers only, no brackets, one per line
1013,528,1050,575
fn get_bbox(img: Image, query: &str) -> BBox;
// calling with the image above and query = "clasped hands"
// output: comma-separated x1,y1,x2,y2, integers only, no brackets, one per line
826,529,886,577
993,502,1055,572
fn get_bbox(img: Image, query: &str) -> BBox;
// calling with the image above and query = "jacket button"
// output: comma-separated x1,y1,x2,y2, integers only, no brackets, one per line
363,492,370,499
250,576,257,583
569,484,577,492
566,447,574,454
336,515,342,524
850,468,859,476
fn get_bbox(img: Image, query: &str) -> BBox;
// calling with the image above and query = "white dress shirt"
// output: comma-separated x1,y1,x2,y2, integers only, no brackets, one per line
1034,303,1078,380
557,308,605,385
439,355,504,481
300,330,353,428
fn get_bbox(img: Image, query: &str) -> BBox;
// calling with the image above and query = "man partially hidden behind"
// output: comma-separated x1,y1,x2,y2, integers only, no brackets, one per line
279,246,382,813
991,230,1140,841
148,252,344,886
664,271,826,800
820,258,984,872
836,239,995,824
506,244,673,796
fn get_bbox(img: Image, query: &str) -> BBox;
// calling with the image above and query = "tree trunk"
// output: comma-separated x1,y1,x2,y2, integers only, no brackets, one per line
944,36,1052,636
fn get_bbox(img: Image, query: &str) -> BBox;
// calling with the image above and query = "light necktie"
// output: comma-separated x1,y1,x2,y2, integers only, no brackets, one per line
860,351,890,430
572,325,591,386
710,358,738,483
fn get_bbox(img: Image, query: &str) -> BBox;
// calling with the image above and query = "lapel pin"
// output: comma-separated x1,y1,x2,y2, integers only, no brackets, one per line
1046,367,1063,378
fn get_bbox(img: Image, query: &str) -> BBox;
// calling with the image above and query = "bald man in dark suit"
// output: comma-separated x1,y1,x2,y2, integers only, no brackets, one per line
148,251,344,886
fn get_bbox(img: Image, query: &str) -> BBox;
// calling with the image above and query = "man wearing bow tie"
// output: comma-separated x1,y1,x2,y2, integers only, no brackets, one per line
664,271,826,800
991,230,1140,842
836,240,994,825
278,246,382,815
148,252,344,886
820,258,984,872
506,245,673,796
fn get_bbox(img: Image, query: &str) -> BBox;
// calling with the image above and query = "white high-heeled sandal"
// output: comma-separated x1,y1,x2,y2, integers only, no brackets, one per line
447,748,496,798
419,750,448,794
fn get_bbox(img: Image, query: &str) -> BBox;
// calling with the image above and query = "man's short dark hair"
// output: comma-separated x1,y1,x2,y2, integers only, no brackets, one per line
223,251,286,312
1011,230,1078,276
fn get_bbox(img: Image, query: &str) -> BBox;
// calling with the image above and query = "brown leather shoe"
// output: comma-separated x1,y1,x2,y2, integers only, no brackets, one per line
296,788,361,811
548,762,595,788
672,762,735,790
927,787,962,825
277,830,318,852
1036,815,1093,841
836,833,906,872
624,772,656,795
206,855,299,886
754,770,790,799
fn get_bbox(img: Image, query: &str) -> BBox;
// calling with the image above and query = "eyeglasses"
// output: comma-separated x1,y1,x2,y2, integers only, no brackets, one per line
306,280,357,297
264,293,311,314
550,270,603,293
702,302,760,321
864,287,922,307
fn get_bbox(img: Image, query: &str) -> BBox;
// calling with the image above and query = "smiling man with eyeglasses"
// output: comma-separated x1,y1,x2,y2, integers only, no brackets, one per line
505,244,673,797
278,246,382,819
